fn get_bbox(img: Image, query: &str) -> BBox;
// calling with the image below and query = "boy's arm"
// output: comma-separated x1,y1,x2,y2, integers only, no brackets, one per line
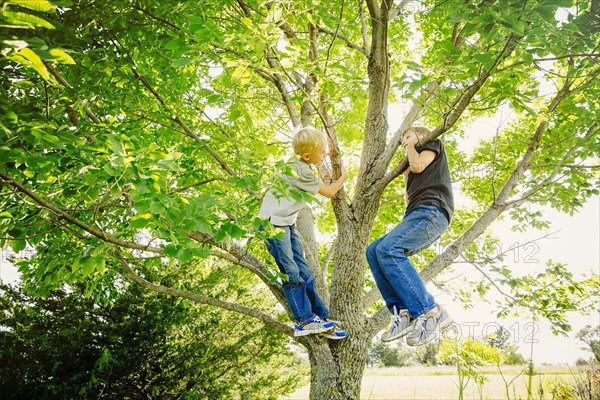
404,141,436,174
403,169,409,204
318,161,348,198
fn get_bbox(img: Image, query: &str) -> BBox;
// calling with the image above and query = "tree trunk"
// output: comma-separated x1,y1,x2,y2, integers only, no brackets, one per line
307,330,370,399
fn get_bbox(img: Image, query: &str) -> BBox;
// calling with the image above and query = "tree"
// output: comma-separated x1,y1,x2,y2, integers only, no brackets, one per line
411,341,440,366
577,325,600,363
485,325,511,351
0,276,304,399
437,337,503,400
485,325,527,365
367,341,412,367
1,0,599,398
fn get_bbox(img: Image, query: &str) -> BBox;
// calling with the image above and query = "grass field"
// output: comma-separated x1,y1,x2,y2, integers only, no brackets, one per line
281,365,584,400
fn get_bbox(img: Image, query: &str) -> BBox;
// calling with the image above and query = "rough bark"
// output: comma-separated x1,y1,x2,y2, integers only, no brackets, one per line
296,206,330,306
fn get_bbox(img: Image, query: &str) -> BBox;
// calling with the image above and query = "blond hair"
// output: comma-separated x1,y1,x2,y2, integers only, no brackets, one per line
403,126,431,139
292,127,326,156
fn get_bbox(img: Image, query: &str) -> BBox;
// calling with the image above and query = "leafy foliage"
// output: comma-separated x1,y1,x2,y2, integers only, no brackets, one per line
0,279,305,399
1,0,599,397
577,325,600,363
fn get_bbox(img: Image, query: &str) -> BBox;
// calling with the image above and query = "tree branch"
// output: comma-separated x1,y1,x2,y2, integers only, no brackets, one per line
365,0,380,19
0,173,163,253
317,25,368,56
506,123,598,208
497,53,600,73
113,251,294,337
182,230,288,308
381,34,522,190
359,0,371,54
264,48,302,127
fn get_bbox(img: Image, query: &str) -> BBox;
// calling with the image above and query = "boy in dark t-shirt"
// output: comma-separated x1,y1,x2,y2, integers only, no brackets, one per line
367,126,454,346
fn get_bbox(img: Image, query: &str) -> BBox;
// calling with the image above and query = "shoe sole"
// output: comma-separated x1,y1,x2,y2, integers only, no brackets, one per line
320,332,348,340
381,325,413,342
406,314,454,346
294,324,334,337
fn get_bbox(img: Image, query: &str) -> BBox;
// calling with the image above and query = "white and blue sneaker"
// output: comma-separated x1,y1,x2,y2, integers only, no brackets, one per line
319,318,348,340
294,316,334,337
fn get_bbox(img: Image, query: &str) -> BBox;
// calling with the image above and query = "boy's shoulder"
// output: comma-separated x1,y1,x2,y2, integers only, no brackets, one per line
284,156,314,175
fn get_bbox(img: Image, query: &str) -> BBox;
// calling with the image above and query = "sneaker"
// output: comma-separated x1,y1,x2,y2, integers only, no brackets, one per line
294,316,334,337
320,327,348,340
319,318,348,340
406,304,453,346
381,306,413,342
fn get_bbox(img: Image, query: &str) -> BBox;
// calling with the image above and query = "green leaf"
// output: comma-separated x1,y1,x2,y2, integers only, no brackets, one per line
196,218,213,235
232,64,252,85
81,256,95,277
12,48,50,80
165,38,188,51
130,213,152,228
163,244,179,257
2,10,55,29
171,58,191,68
214,230,228,242
522,51,534,65
7,0,57,13
150,201,166,214
47,48,76,64
10,239,26,252
177,248,193,263
474,53,495,70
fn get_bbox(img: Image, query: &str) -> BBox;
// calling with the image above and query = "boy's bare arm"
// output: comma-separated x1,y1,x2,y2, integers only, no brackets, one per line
319,161,348,198
404,140,436,174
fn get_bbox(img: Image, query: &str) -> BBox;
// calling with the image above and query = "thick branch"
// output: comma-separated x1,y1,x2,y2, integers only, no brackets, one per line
114,251,294,337
365,0,380,19
359,0,371,55
265,49,301,126
381,80,440,167
381,35,522,189
183,230,288,308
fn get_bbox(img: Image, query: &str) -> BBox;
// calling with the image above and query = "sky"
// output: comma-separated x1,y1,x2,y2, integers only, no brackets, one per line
434,189,599,365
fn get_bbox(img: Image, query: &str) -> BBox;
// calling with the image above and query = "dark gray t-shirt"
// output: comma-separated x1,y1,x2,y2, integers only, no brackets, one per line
405,139,454,222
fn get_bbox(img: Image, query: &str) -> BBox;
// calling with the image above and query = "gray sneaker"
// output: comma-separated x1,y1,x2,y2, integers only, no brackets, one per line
406,304,453,346
381,306,413,342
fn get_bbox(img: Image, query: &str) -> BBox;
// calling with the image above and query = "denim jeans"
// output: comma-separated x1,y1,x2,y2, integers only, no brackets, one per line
366,203,449,318
264,224,330,325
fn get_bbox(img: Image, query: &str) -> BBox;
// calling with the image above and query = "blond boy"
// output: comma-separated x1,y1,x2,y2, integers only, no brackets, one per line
259,127,348,338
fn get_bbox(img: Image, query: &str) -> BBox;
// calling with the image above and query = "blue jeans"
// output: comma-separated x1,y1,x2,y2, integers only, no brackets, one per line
264,224,330,325
366,203,449,318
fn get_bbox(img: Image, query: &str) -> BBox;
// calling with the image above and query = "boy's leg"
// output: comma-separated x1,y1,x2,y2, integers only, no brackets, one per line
366,234,407,313
289,226,330,319
374,205,448,318
265,226,315,325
